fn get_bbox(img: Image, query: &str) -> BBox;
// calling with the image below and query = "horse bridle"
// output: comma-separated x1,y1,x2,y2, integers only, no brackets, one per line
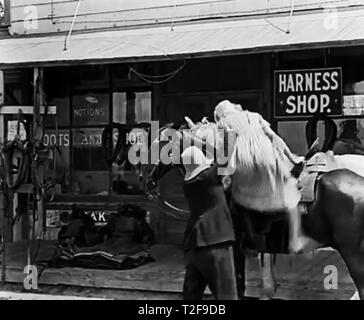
145,122,224,217
144,124,191,219
145,159,190,220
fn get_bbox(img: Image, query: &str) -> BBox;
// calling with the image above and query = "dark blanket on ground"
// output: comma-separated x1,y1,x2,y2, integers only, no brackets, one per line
47,204,155,270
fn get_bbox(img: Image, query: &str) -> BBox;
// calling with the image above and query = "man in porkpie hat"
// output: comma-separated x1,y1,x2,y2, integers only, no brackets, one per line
181,132,238,300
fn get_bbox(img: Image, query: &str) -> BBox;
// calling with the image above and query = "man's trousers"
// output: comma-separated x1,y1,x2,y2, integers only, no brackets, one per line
183,241,238,300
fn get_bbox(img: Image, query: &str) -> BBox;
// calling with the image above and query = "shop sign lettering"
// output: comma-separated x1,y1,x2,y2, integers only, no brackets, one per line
74,107,106,118
43,133,70,147
126,129,148,146
73,130,102,146
84,210,112,226
274,68,342,118
73,93,109,125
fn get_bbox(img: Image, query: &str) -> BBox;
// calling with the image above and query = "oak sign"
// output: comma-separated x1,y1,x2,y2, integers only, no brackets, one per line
274,68,343,118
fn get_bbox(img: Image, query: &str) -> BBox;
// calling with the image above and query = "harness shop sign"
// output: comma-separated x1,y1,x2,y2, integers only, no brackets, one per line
274,68,342,118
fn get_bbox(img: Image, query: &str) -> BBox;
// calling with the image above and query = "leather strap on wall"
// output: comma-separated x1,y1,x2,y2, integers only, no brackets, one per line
305,116,337,152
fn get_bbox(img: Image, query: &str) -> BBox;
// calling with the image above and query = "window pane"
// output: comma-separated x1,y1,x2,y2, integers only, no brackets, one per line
111,126,149,195
113,91,151,123
113,92,127,123
43,129,71,193
343,94,364,116
135,92,151,122
73,128,107,171
6,119,27,141
334,119,364,154
277,121,308,155
72,128,109,194
73,171,110,195
45,97,70,127
72,92,109,126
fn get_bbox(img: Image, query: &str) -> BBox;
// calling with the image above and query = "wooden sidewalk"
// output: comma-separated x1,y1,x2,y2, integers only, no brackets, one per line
0,241,357,300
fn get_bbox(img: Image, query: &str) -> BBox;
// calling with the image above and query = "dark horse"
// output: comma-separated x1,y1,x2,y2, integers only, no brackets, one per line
145,122,364,300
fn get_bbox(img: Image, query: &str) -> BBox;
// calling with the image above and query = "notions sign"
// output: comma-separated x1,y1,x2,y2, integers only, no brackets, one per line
274,68,342,118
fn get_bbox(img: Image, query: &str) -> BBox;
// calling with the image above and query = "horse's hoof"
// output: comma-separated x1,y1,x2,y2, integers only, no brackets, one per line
260,281,278,300
350,291,359,300
289,237,311,254
260,287,276,300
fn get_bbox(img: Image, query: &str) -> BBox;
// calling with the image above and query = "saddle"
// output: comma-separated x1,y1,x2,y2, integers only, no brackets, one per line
298,151,339,203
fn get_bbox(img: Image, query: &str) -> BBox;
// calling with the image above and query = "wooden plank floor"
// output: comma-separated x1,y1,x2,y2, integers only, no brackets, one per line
0,241,357,300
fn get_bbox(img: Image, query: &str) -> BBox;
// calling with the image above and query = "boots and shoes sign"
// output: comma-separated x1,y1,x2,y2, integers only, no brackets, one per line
274,68,343,119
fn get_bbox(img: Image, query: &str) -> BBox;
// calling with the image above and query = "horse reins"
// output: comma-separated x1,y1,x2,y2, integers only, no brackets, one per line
144,125,191,219
145,124,234,217
147,187,190,219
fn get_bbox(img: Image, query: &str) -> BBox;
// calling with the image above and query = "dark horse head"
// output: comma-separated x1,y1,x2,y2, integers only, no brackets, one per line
143,121,216,197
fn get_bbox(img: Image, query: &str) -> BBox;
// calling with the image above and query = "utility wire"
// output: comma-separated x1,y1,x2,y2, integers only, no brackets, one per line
64,0,83,51
21,0,348,26
264,0,296,34
171,0,177,31
287,0,296,33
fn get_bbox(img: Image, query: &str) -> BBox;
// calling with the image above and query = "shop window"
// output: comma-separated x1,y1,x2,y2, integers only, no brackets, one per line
333,119,364,155
73,128,106,171
42,65,153,196
45,96,70,127
330,53,364,117
277,121,309,155
113,91,151,123
343,78,364,116
135,92,152,123
111,91,151,195
3,69,33,105
43,129,71,193
113,92,127,123
70,91,110,194
72,128,109,194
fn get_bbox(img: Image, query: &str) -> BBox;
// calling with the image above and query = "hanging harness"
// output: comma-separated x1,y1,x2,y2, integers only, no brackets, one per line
1,111,31,190
305,116,337,152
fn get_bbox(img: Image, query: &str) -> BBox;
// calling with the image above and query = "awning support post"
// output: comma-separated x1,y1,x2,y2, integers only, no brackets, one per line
0,69,6,285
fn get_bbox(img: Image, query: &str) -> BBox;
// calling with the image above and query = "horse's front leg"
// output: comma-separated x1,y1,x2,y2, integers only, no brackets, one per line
260,253,277,300
287,206,310,253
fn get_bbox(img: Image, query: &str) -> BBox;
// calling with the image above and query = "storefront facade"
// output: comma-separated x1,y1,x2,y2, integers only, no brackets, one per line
2,1,364,246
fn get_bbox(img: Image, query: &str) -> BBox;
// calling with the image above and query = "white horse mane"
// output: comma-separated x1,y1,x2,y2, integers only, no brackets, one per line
214,101,289,189
186,101,299,211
